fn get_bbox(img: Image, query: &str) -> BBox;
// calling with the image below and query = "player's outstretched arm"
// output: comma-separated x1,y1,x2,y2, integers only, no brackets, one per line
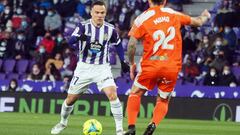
128,36,137,80
190,9,211,27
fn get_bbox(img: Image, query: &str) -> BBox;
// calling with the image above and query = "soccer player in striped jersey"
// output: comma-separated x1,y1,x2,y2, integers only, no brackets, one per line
51,1,129,135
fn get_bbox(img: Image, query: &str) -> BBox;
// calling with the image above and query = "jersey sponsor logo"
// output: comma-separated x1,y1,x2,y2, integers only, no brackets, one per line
88,41,104,54
149,54,168,61
153,16,170,24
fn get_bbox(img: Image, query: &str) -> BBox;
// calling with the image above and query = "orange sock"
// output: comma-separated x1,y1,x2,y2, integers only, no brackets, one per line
151,99,169,125
127,94,141,125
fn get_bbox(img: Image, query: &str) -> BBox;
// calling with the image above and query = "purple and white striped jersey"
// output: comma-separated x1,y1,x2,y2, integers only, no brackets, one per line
70,19,121,65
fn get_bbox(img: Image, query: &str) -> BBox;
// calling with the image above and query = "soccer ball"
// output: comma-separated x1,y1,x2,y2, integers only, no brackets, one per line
83,119,102,135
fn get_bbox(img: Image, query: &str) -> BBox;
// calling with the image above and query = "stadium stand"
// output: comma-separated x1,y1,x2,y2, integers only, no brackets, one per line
0,0,239,88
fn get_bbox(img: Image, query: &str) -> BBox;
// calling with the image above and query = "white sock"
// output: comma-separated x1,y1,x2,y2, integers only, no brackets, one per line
60,100,74,125
110,98,123,132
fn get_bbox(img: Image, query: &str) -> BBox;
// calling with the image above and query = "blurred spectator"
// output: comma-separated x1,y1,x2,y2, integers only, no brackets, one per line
56,0,78,19
8,79,20,92
76,0,88,18
130,9,141,26
37,32,55,55
194,56,213,85
39,0,53,9
44,8,62,36
0,3,4,13
31,6,47,37
118,4,131,38
7,0,31,11
203,67,219,86
11,6,28,31
45,52,64,71
0,5,13,29
183,28,198,54
182,57,200,83
219,65,238,87
0,38,10,59
61,75,71,93
196,35,214,59
61,47,77,78
217,0,233,14
215,0,239,27
32,44,48,66
42,63,61,81
9,30,30,60
52,32,68,54
222,26,237,50
210,50,229,72
27,63,44,81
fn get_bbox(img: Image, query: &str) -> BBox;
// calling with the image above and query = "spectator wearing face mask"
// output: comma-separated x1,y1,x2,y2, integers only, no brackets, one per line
44,8,62,36
0,5,13,29
210,50,229,72
222,26,237,50
31,6,47,37
203,67,219,86
38,32,55,54
183,30,198,54
118,5,131,37
8,79,20,92
52,32,68,55
32,44,48,66
9,30,30,59
11,7,27,30
212,35,232,62
219,65,238,87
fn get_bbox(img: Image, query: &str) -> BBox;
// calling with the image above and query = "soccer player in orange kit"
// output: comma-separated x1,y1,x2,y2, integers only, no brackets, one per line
124,0,211,135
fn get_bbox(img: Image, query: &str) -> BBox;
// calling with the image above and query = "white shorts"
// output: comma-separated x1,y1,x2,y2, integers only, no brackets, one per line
68,62,116,94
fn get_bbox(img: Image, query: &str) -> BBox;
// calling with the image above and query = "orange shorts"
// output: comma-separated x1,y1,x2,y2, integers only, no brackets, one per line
134,64,179,93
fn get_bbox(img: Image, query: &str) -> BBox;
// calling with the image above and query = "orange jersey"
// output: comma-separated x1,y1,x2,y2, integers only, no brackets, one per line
129,6,191,70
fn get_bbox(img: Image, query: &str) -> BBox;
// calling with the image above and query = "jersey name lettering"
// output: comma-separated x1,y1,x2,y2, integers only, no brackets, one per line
153,16,170,25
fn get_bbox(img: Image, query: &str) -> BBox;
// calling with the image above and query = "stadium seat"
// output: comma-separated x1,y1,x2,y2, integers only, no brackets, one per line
3,59,16,74
0,73,6,80
16,59,29,74
232,66,240,78
27,60,36,73
6,73,19,80
19,74,27,80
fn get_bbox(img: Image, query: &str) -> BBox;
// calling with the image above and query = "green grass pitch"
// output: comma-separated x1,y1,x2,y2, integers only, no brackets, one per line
0,112,239,135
